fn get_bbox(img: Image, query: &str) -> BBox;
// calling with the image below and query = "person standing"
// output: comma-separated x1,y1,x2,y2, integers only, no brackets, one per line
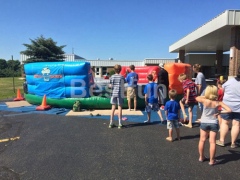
216,66,240,148
158,63,169,102
178,73,197,128
126,65,139,111
196,85,231,165
164,89,181,142
144,74,160,123
193,64,207,123
109,64,126,129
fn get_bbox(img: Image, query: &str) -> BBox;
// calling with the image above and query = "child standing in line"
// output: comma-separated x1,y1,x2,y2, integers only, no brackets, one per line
178,73,197,128
109,64,126,129
164,89,181,142
144,74,160,123
196,85,231,165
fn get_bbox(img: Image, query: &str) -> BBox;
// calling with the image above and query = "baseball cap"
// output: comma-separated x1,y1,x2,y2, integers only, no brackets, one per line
159,63,164,68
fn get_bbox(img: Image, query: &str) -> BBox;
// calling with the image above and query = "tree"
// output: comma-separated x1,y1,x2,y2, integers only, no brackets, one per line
0,59,7,69
21,35,66,63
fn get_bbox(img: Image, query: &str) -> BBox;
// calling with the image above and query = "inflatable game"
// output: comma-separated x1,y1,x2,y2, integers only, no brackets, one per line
24,62,191,109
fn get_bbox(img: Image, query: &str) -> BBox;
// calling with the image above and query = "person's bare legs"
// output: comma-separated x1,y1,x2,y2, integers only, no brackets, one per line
127,99,131,110
179,100,187,121
146,112,151,123
209,131,217,164
168,129,173,138
110,104,116,125
134,98,137,111
231,119,240,145
186,106,193,127
118,105,123,126
175,128,180,140
157,110,164,122
166,128,173,141
219,119,230,143
218,115,222,130
198,129,208,161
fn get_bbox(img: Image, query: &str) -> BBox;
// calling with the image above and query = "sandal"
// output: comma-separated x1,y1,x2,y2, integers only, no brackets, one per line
209,160,220,166
199,156,208,162
166,137,173,142
122,117,128,121
216,140,225,147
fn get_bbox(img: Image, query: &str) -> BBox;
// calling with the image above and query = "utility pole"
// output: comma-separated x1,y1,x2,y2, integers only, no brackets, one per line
12,55,15,93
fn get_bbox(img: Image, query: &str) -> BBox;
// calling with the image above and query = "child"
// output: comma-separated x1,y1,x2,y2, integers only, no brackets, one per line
109,64,126,129
125,65,139,111
164,89,181,142
178,73,197,128
144,74,160,123
196,85,231,165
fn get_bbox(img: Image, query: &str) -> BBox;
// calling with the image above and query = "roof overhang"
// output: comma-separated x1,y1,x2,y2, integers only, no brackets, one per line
169,10,240,53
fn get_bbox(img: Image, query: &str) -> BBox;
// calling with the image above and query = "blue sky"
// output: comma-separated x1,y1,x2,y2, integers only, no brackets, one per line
0,0,239,61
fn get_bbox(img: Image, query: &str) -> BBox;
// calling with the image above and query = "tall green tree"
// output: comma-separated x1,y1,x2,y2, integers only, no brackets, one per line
21,35,66,63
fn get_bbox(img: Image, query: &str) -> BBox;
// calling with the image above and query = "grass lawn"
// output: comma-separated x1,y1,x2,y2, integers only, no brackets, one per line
0,77,25,101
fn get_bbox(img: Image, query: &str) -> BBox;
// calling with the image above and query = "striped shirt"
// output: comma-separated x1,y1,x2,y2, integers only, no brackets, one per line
110,74,126,98
182,79,197,103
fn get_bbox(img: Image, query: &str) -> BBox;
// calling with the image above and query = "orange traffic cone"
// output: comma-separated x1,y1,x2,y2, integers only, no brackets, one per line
36,95,51,111
14,89,25,101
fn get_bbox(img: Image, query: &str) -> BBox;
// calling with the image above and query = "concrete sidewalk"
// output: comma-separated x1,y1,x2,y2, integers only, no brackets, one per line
0,110,239,180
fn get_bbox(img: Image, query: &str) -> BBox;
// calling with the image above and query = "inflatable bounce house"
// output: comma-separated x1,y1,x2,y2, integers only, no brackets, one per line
24,62,192,109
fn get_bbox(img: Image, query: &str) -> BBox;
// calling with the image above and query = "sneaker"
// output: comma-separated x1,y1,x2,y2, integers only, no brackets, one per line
195,119,201,123
230,143,239,149
144,120,150,123
184,124,192,128
118,124,123,129
166,137,173,142
108,124,114,128
216,140,225,147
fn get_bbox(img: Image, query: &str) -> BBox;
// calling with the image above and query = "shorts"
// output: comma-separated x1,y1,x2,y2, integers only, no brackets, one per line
167,120,179,129
145,103,159,113
110,97,124,105
180,98,196,108
220,112,240,121
127,87,137,100
200,123,219,132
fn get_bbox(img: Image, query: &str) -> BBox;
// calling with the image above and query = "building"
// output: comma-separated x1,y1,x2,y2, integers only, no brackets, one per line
169,9,240,78
20,54,85,64
81,58,177,78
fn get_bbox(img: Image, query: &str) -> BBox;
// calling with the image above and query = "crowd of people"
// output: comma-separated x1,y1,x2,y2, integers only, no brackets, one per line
107,63,240,165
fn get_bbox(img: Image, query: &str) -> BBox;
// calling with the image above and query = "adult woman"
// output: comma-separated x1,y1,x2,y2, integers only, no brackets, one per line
193,64,207,123
216,66,240,148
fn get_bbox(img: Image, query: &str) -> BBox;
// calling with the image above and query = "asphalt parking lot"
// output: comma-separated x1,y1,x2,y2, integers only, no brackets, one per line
0,108,240,180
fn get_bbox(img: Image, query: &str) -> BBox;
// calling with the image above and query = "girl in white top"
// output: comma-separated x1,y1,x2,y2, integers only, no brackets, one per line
196,85,231,166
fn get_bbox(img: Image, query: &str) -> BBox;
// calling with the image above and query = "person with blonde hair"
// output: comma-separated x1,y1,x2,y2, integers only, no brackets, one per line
178,73,197,128
196,85,231,165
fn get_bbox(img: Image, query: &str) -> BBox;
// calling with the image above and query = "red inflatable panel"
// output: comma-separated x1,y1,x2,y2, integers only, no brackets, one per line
120,66,160,84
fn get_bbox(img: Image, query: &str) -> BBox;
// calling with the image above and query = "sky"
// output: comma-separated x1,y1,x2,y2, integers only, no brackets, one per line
0,0,239,61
